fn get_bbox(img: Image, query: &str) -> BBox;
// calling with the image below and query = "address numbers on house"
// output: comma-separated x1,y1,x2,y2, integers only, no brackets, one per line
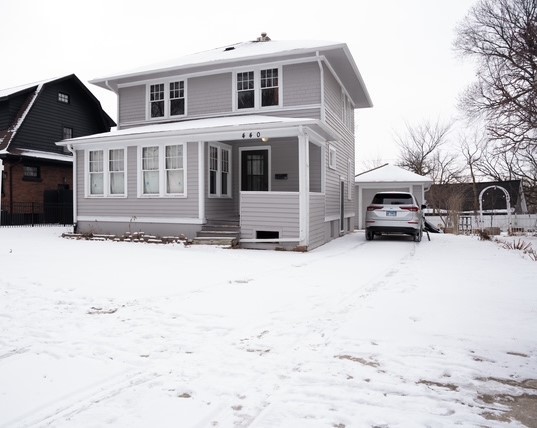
241,131,262,139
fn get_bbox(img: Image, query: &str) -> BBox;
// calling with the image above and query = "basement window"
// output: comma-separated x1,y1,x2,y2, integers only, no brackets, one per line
256,230,279,240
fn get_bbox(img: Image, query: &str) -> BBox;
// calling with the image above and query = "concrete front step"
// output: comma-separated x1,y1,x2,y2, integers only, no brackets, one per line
197,230,240,238
191,236,239,247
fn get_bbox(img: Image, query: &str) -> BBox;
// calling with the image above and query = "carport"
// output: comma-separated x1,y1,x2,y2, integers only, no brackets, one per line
355,163,433,230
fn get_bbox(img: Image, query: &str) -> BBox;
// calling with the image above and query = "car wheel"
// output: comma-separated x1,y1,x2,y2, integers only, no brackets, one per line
366,230,374,241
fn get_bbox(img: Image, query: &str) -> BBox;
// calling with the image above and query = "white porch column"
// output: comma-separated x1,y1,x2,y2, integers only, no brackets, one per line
198,141,206,223
298,130,310,246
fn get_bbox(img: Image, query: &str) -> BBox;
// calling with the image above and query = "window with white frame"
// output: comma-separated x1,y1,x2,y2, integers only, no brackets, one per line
140,144,186,197
150,84,165,118
328,145,337,170
149,81,186,119
89,150,104,195
209,143,231,197
169,81,185,116
87,149,126,197
109,149,125,195
342,94,353,128
235,67,281,110
165,145,184,194
142,146,160,194
260,68,279,107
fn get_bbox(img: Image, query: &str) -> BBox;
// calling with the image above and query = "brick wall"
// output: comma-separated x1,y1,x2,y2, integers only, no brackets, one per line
1,160,72,211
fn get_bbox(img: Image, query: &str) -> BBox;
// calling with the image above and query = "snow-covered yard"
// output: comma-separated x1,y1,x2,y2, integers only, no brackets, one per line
0,227,536,427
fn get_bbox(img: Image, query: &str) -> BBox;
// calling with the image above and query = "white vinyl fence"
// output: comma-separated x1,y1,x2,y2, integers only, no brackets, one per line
425,213,537,233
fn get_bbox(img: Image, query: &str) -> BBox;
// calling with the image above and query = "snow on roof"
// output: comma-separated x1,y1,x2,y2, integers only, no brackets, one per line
355,163,433,184
16,149,73,162
0,77,60,99
91,39,343,83
59,115,326,145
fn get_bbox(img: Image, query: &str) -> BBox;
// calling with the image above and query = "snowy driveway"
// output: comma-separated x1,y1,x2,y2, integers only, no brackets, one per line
0,227,536,427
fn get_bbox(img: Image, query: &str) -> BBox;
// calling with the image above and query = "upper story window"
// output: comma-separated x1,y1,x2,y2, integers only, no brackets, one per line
58,92,70,104
234,67,281,111
139,143,186,197
149,81,186,119
87,149,126,197
63,127,73,140
342,93,353,128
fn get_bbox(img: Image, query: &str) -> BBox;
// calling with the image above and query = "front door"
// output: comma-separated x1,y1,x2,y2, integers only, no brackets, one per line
241,149,269,191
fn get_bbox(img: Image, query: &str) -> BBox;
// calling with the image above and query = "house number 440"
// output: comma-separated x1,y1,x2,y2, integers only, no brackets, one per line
242,132,261,139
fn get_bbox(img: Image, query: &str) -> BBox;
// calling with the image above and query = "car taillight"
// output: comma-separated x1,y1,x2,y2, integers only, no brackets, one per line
400,206,419,212
367,205,383,211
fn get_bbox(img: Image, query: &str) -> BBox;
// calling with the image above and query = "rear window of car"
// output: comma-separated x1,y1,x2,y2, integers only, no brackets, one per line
372,193,413,205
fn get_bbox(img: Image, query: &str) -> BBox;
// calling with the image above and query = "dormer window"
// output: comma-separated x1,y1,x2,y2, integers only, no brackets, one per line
148,81,186,119
234,67,281,111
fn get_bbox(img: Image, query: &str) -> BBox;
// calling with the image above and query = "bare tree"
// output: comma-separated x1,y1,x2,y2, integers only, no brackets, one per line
396,120,462,183
454,0,537,151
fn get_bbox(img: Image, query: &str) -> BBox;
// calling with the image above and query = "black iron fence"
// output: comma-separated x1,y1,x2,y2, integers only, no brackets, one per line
1,202,73,226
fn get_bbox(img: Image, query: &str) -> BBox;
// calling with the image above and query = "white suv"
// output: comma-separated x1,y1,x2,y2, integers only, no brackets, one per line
365,191,424,241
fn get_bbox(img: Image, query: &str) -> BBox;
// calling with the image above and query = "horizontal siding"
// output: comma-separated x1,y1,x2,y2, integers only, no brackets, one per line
76,142,199,219
188,73,232,116
309,193,326,249
283,62,321,107
13,81,110,155
240,192,299,239
119,85,145,124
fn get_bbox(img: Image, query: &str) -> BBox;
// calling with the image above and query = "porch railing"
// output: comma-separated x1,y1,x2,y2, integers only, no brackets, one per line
1,202,73,227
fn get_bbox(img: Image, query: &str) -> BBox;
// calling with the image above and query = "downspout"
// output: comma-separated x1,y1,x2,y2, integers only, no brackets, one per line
66,143,77,231
316,52,325,123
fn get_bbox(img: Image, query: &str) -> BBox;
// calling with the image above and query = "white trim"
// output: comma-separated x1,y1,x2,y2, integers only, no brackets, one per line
208,142,232,198
77,216,204,224
347,158,353,200
298,131,309,246
198,141,205,222
238,145,272,192
115,56,319,89
232,66,283,112
137,142,188,198
85,147,128,198
146,79,187,121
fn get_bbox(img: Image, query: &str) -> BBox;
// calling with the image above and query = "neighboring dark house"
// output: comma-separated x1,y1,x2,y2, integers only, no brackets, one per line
0,74,115,225
426,180,528,214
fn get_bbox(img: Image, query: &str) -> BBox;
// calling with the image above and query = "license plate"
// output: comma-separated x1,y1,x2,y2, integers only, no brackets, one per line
386,211,396,217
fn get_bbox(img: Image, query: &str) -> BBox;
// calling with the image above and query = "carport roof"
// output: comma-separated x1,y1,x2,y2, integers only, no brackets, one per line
355,163,433,184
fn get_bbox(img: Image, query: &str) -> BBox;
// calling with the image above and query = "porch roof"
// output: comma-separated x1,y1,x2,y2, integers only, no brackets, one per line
57,115,337,146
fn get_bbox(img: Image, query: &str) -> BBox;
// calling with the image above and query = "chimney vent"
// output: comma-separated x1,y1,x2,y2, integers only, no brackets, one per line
256,32,271,42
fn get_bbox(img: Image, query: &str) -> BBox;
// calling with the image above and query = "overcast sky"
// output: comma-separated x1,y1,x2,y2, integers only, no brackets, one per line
0,0,478,169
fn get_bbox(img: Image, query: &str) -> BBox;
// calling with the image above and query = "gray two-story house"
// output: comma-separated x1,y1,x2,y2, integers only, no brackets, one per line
60,34,372,250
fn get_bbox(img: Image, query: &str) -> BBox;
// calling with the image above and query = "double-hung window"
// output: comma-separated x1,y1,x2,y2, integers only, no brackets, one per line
140,143,186,197
328,145,337,170
87,149,126,197
235,67,280,111
149,81,186,119
209,143,231,197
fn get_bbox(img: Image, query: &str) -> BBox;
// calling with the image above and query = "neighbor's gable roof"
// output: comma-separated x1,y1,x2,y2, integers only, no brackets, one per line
355,163,433,185
0,75,115,153
91,38,372,108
